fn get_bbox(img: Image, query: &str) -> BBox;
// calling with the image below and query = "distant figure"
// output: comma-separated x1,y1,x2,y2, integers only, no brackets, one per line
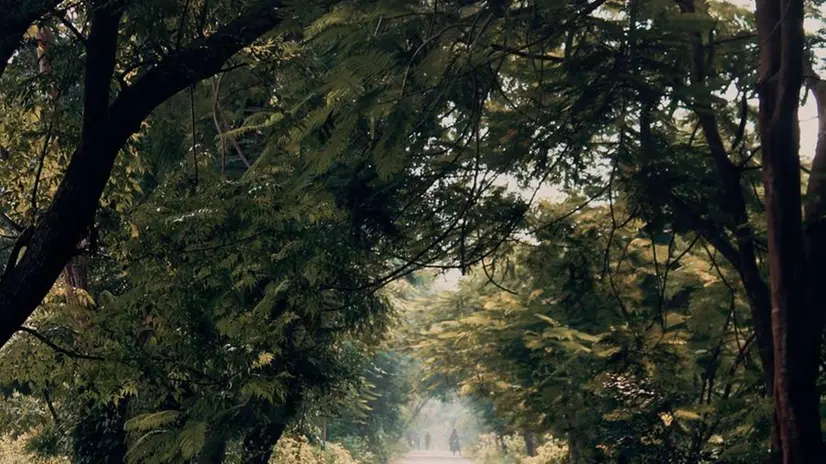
449,428,461,456
414,431,421,449
425,431,431,450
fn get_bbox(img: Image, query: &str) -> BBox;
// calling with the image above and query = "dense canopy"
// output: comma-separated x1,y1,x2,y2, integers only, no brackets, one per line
0,0,825,463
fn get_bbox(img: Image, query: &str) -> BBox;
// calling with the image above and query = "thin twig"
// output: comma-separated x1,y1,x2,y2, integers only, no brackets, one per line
481,258,518,295
43,387,62,428
31,103,61,219
489,44,564,62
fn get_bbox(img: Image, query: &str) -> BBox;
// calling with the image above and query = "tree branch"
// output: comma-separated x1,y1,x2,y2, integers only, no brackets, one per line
0,213,23,235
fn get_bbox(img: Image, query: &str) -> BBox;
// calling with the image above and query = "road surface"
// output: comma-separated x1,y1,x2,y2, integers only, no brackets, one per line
393,450,472,464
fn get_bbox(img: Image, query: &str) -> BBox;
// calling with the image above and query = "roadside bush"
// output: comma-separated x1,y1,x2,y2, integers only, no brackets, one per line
270,435,360,464
469,433,568,464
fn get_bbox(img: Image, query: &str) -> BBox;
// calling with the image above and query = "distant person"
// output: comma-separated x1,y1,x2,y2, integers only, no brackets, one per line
414,431,421,449
425,431,431,450
449,428,461,456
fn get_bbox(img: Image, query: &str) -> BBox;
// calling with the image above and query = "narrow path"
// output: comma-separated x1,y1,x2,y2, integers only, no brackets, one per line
393,449,472,464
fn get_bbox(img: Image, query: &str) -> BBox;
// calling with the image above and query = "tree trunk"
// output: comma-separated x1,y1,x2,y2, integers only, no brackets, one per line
755,0,823,461
523,430,536,457
242,421,288,464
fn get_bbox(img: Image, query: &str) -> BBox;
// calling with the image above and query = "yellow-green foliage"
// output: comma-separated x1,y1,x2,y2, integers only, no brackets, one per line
523,439,569,464
0,434,69,464
469,433,568,464
269,435,363,464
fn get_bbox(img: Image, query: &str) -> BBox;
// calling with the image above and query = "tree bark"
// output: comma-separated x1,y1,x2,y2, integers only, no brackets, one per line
0,0,286,349
755,0,823,461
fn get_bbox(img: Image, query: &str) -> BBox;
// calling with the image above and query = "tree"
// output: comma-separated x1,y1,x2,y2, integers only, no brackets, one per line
0,0,306,349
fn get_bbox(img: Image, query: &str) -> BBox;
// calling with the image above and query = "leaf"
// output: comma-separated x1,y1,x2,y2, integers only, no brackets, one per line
664,312,689,328
254,351,275,368
177,421,207,458
535,314,558,326
125,410,181,432
674,409,702,421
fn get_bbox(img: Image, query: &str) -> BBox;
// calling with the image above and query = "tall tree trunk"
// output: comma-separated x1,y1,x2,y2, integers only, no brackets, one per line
755,0,823,461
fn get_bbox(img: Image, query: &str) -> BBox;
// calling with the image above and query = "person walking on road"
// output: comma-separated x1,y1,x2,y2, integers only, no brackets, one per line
449,428,461,456
425,431,431,450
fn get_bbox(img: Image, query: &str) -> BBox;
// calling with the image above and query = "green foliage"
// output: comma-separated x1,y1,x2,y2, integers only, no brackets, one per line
324,350,413,463
408,202,770,462
269,435,361,464
470,434,568,464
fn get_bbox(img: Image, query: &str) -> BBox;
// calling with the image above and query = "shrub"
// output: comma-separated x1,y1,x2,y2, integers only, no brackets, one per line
270,435,360,464
469,433,568,464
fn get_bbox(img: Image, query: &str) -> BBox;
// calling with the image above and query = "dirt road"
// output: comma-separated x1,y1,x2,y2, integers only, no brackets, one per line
393,449,472,464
